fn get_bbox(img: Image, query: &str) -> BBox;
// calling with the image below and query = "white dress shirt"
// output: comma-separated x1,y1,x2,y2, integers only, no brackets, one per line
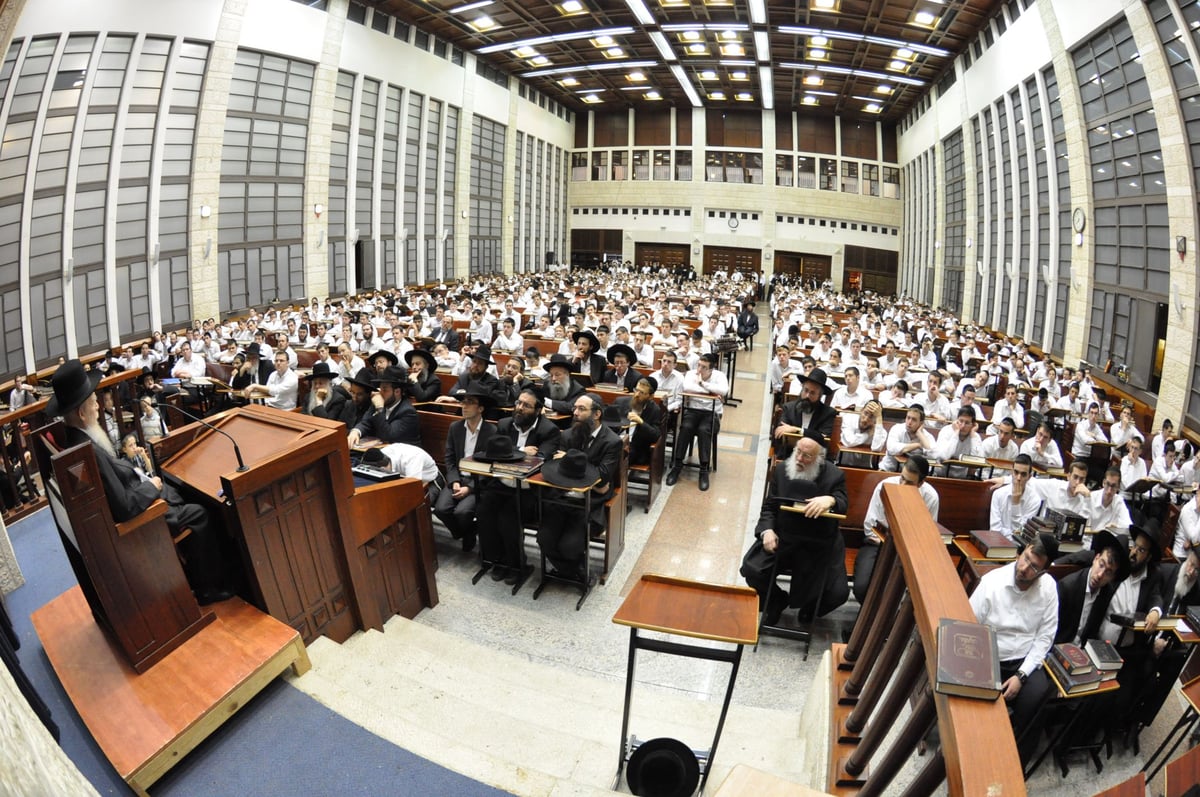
969,562,1059,677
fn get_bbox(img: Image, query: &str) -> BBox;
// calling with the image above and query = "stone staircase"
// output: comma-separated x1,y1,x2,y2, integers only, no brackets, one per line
288,614,820,796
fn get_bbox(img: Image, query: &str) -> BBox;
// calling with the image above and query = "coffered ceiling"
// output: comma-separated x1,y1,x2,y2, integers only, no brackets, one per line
371,0,1002,120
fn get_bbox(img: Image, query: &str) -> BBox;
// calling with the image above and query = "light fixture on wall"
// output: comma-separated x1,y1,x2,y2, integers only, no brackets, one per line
934,240,941,249
1005,260,1015,279
199,204,212,219
461,209,468,219
317,230,325,249
204,237,212,260
965,237,972,248
1074,232,1083,247
314,203,325,218
1177,235,1187,261
1172,279,1187,319
1040,263,1053,286
975,259,986,277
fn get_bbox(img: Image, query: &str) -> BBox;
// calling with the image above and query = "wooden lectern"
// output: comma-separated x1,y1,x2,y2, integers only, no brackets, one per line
154,405,437,644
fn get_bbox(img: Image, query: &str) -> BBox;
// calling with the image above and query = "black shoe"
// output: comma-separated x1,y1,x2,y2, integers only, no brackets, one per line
462,535,477,553
504,570,520,586
666,464,682,486
698,471,710,491
763,604,784,626
490,566,508,581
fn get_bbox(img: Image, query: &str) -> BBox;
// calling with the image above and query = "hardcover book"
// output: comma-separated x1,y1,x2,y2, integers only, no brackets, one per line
1051,642,1094,676
969,529,1018,559
934,618,1002,701
1085,639,1124,672
1045,652,1103,695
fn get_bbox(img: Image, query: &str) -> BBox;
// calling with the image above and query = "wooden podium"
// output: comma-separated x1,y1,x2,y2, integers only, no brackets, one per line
155,405,438,644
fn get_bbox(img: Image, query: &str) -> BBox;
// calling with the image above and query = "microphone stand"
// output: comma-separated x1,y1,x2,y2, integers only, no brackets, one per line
160,403,249,472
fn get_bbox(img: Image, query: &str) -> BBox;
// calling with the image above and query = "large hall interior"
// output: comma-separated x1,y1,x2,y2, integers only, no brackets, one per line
4,0,1200,796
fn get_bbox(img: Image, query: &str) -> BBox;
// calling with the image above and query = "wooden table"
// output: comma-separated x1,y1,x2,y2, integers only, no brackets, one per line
611,574,759,793
32,585,309,796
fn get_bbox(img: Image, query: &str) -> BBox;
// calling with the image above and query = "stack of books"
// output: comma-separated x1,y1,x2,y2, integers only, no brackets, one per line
1045,642,1104,694
1084,639,1124,683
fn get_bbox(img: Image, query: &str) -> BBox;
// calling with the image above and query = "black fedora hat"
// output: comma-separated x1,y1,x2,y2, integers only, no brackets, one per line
373,365,408,387
301,361,337,381
405,348,437,373
545,353,574,372
343,367,378,392
470,345,495,365
241,342,267,359
1128,524,1162,564
461,382,496,407
625,737,700,797
473,435,525,463
572,329,600,352
47,359,103,417
798,367,835,396
602,402,629,431
541,448,600,489
606,343,636,366
368,348,400,366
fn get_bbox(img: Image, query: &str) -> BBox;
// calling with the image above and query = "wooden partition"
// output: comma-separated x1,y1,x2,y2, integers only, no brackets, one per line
827,484,1025,796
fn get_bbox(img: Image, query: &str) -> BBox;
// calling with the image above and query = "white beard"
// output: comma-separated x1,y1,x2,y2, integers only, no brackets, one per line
83,421,116,458
784,454,822,483
1175,564,1199,604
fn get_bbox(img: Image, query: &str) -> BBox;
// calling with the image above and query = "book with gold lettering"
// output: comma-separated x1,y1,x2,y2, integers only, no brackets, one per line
934,618,1001,700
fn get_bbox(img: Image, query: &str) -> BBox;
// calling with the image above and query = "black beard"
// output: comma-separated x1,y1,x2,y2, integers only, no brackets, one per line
797,398,815,414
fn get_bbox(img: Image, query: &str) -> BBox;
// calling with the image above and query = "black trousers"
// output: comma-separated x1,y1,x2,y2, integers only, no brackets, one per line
674,408,715,469
1000,660,1053,764
740,531,849,616
477,484,537,569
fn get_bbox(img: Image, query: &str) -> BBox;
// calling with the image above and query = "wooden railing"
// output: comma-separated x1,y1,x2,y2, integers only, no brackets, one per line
1,369,141,526
827,483,1025,797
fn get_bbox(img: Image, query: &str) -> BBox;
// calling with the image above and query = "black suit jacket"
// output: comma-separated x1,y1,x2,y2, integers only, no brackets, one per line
307,384,355,429
1055,567,1116,645
602,367,640,392
1161,561,1200,614
408,372,442,403
496,376,535,408
559,423,622,497
755,459,848,537
430,325,459,351
574,353,606,385
612,396,662,466
354,398,419,445
776,398,838,457
64,426,159,523
444,418,495,488
496,415,561,459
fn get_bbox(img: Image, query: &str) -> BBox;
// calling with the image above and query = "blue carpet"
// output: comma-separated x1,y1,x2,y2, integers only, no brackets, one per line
4,508,512,796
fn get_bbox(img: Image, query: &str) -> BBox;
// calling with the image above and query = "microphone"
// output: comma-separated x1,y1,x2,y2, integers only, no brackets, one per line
160,403,249,472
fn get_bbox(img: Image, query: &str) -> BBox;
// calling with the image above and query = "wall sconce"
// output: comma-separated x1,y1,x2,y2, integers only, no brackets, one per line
1074,232,1083,247
965,237,973,248
440,229,449,242
934,241,941,250
1040,263,1052,286
314,203,325,218
460,209,468,219
1005,260,1015,279
1177,235,1187,261
975,259,986,277
199,204,212,219
348,228,360,245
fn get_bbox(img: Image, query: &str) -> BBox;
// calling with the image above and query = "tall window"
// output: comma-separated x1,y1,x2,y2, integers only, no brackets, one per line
942,130,966,314
219,50,312,313
469,115,505,276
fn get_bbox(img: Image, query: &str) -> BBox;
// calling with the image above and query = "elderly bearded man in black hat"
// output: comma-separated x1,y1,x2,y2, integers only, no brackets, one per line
537,393,622,581
740,431,849,626
772,367,838,459
49,359,234,604
301,361,353,426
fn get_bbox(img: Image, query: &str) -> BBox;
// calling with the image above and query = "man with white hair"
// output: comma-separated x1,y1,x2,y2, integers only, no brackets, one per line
740,432,849,626
49,359,232,604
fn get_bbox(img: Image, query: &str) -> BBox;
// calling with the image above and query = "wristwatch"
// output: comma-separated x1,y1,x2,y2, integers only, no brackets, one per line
1017,671,1028,685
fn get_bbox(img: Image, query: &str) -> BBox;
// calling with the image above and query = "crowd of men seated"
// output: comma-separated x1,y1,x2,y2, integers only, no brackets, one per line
755,274,1200,768
39,267,758,594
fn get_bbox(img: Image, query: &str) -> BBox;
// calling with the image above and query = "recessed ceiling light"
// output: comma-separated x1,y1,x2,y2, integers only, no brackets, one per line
865,102,882,113
681,30,701,41
720,30,739,41
471,15,496,31
645,90,661,100
735,91,753,101
913,10,936,26
709,91,726,100
802,95,818,105
700,69,718,80
804,74,823,86
582,93,602,103
730,70,748,80
606,46,626,58
875,83,893,94
593,35,614,46
688,43,706,54
628,71,646,81
811,0,837,10
721,43,745,56
559,76,580,86
896,47,915,60
810,35,829,46
530,55,550,66
810,48,828,59
513,46,538,58
559,0,584,13
888,59,906,71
